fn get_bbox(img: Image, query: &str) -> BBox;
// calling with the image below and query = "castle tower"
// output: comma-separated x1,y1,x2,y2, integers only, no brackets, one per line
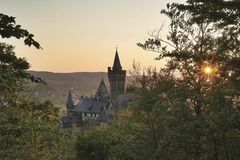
108,48,126,99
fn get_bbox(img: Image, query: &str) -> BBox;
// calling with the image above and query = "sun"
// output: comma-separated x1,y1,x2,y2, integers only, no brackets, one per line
204,66,213,74
199,62,218,80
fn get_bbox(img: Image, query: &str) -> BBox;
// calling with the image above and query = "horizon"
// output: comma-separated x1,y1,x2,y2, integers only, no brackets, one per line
1,0,183,72
29,70,109,73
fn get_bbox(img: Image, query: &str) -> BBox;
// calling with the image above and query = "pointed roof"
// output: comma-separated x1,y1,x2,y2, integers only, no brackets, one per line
94,78,109,100
66,91,74,109
112,48,122,70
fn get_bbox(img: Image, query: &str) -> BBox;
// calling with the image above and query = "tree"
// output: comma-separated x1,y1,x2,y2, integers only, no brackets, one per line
0,13,44,104
0,13,74,159
136,0,240,159
75,124,136,160
0,13,40,48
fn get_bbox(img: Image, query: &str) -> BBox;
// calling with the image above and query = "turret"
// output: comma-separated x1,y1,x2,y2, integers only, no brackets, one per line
66,91,74,115
108,48,126,99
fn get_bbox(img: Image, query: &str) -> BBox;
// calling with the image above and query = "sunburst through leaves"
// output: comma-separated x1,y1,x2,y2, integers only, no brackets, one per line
199,62,218,81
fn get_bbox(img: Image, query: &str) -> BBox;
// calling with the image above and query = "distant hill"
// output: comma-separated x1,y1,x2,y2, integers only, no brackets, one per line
25,71,110,107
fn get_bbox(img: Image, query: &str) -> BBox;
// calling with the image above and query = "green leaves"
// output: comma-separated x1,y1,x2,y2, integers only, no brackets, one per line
135,0,240,159
76,123,139,160
0,12,45,96
0,13,41,49
0,98,60,159
0,43,45,97
0,13,74,160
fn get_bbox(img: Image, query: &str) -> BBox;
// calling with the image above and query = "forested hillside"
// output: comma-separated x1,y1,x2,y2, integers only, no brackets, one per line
26,71,110,107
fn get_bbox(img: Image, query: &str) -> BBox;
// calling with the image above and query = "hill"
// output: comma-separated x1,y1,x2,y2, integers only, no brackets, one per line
25,71,110,107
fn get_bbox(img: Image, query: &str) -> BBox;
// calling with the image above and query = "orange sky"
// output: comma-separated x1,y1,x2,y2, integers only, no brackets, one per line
1,0,184,72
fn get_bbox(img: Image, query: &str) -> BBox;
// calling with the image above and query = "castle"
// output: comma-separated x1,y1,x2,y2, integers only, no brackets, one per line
62,49,131,128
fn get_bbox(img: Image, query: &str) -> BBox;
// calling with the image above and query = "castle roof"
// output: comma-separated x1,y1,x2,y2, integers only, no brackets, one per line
72,98,108,114
94,78,109,100
112,49,122,70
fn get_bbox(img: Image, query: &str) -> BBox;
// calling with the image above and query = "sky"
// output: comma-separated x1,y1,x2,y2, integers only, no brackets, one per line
1,0,184,72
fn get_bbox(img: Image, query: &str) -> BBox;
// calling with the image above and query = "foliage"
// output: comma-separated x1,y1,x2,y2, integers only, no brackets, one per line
1,99,57,159
0,13,41,49
0,98,77,160
0,43,44,99
0,12,44,101
76,125,135,160
136,0,240,159
0,13,75,159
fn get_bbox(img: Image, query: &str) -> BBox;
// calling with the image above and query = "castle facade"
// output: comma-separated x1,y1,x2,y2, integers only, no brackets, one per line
62,49,131,128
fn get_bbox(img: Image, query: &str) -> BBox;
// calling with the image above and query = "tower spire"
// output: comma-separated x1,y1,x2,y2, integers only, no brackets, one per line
108,48,126,99
113,47,122,70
